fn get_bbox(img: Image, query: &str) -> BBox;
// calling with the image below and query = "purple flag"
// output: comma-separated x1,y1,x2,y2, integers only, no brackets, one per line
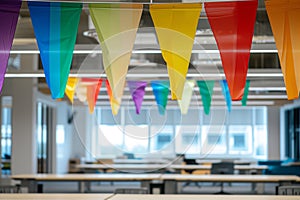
128,81,147,114
0,0,21,92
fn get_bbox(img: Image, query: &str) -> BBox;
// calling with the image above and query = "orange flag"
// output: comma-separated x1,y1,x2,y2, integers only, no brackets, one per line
265,0,300,99
81,78,102,114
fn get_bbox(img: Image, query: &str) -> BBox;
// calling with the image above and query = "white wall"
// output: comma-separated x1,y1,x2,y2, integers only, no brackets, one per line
2,55,38,174
267,106,280,160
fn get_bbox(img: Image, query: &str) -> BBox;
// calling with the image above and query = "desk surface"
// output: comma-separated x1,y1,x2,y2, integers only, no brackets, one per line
110,195,300,200
0,194,113,200
161,174,299,182
76,164,267,171
12,173,162,181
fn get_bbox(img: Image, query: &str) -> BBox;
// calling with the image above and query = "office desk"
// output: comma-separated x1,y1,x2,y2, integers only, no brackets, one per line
12,173,162,193
76,164,267,174
113,159,169,164
0,194,113,200
110,195,300,200
160,174,299,194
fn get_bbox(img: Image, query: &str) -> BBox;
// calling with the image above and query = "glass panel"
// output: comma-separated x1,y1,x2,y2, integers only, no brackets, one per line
229,125,252,155
124,125,149,155
201,125,226,155
97,125,124,156
150,126,173,155
254,125,267,159
175,126,200,154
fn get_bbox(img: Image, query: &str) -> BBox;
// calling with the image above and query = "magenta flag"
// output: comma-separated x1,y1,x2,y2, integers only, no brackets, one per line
128,81,147,114
0,0,21,93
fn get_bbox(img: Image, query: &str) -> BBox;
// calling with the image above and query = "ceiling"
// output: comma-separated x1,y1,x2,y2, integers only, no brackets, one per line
8,0,290,107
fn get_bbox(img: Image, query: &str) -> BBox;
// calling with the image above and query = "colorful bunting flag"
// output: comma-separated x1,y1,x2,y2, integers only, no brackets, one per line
105,79,121,115
89,3,143,103
76,81,87,102
241,80,250,106
265,0,300,99
65,77,78,103
0,0,21,93
197,80,215,115
127,81,147,114
81,78,102,114
178,80,195,115
220,80,231,112
28,2,82,99
151,81,169,115
205,0,258,101
150,3,202,100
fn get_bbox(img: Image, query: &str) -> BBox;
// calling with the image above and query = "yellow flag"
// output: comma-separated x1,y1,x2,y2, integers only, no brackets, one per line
150,3,201,100
89,4,143,103
65,77,78,103
265,0,300,99
105,79,120,115
178,80,195,114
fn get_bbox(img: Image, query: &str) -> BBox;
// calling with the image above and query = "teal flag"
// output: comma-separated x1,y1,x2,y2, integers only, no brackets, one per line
242,80,250,106
197,80,215,115
220,80,232,112
151,81,169,115
28,2,82,98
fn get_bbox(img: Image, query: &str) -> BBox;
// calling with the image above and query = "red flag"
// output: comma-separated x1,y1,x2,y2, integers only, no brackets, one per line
205,0,258,100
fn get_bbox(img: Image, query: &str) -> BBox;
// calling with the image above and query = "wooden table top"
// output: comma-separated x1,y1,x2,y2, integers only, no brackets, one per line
0,194,113,200
110,195,300,200
76,164,268,171
12,173,162,181
161,174,299,182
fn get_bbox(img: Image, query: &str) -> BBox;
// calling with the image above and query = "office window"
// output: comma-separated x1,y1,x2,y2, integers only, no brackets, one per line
150,126,173,154
201,126,226,155
229,126,252,155
97,125,124,156
124,125,149,155
175,126,200,154
1,96,12,160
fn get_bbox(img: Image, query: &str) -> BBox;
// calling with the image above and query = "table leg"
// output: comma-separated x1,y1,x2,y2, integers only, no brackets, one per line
21,180,38,193
164,180,177,194
78,181,85,193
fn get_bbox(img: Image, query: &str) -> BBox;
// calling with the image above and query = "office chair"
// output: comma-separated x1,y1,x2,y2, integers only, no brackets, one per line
211,162,234,194
182,158,201,188
276,185,300,195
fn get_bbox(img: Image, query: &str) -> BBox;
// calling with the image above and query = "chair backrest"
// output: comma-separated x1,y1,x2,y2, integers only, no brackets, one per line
211,162,234,174
114,188,148,194
277,185,300,195
0,185,21,193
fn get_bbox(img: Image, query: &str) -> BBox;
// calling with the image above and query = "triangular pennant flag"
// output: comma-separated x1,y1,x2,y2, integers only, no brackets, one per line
89,3,143,103
150,3,202,100
76,80,87,102
28,2,82,99
105,79,121,115
205,0,258,101
81,78,102,114
0,0,21,93
178,80,195,115
265,0,300,99
127,81,147,114
241,80,250,106
197,80,215,115
220,80,232,112
151,81,169,115
65,77,79,103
